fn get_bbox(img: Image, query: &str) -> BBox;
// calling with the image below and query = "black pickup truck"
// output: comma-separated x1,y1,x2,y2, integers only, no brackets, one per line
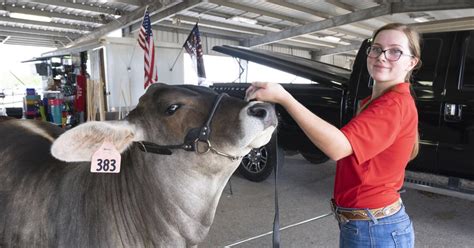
211,30,474,197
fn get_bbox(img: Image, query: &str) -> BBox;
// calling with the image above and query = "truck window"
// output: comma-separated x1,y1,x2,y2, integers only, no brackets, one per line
412,38,443,88
460,35,474,91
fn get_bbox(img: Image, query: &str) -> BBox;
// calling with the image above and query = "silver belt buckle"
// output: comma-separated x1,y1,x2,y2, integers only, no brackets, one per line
382,201,400,217
382,206,393,216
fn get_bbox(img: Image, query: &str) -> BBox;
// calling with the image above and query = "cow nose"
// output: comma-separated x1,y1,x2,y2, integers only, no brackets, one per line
247,103,277,128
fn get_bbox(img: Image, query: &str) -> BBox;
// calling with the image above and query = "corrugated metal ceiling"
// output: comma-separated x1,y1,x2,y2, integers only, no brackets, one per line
0,0,472,56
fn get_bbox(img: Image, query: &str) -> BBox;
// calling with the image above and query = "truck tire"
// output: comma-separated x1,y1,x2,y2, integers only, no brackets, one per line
301,152,329,164
238,134,282,182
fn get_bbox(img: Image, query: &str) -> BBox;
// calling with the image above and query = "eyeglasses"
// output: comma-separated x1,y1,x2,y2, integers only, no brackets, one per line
366,46,414,61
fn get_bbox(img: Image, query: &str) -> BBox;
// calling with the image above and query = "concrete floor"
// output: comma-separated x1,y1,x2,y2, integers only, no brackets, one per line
202,154,474,248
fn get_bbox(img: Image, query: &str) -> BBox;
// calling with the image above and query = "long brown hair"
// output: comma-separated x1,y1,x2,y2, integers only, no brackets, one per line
366,23,421,160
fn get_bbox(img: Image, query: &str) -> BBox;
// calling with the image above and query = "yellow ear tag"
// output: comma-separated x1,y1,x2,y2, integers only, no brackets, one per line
90,141,122,173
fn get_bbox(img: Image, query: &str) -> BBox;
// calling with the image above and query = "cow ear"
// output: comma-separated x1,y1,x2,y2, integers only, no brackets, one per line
51,121,140,162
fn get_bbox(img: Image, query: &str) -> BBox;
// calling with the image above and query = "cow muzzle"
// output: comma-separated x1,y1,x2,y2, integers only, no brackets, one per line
247,102,277,129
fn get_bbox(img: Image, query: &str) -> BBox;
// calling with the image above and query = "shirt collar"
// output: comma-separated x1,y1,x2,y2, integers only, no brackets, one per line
361,82,411,105
391,82,411,94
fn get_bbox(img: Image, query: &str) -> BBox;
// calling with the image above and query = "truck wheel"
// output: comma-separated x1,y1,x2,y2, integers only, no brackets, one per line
301,152,329,164
238,145,273,182
238,134,282,182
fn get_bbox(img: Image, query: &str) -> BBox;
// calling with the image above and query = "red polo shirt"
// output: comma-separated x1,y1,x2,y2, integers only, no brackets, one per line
334,83,418,209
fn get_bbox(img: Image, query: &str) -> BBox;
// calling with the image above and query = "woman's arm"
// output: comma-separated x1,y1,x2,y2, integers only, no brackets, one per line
246,82,353,161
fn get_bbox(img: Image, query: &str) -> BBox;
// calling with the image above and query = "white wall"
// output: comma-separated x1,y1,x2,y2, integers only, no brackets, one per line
100,37,185,111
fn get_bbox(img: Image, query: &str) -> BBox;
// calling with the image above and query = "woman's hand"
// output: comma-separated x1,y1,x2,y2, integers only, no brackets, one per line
246,82,352,160
245,82,291,105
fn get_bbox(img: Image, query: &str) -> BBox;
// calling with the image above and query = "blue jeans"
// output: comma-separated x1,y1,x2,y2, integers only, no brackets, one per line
338,205,414,248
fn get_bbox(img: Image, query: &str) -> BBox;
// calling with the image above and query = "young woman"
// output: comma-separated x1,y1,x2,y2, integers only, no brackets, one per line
246,23,421,247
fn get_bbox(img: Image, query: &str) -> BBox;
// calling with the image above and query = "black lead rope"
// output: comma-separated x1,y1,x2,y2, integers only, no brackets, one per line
272,131,280,248
197,93,226,142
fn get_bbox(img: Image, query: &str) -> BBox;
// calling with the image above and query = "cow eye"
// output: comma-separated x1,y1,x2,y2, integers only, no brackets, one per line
165,104,181,115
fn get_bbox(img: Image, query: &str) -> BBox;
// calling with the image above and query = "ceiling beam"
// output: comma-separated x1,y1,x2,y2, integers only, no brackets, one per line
326,27,370,40
245,0,474,47
26,0,122,16
7,36,60,43
204,0,361,46
4,36,62,45
0,30,70,43
42,40,103,57
209,0,306,25
323,0,379,32
173,15,268,35
156,18,336,51
163,14,342,47
5,41,58,46
179,16,341,47
153,21,252,41
267,0,374,35
189,7,290,30
391,0,474,12
192,0,371,44
67,0,172,46
129,0,208,32
4,40,61,47
1,36,10,44
106,0,146,6
225,0,367,41
3,5,107,24
0,16,94,31
245,3,391,47
266,0,329,19
327,2,393,31
0,25,81,38
324,0,356,12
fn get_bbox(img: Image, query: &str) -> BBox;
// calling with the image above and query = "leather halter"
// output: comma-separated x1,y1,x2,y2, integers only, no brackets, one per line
134,93,241,161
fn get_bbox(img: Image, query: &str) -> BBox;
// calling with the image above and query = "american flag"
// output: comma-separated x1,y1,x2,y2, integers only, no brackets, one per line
138,10,158,89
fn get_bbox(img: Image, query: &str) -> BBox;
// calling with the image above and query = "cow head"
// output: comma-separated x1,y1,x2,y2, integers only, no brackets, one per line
2,83,277,246
51,83,277,172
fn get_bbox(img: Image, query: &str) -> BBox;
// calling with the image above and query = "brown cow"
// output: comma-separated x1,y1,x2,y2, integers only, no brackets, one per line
0,83,277,247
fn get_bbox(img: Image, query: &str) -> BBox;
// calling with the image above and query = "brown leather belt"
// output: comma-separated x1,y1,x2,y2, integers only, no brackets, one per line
330,199,402,223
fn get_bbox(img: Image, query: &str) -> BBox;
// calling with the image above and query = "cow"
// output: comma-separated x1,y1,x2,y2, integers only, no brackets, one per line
0,83,277,247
